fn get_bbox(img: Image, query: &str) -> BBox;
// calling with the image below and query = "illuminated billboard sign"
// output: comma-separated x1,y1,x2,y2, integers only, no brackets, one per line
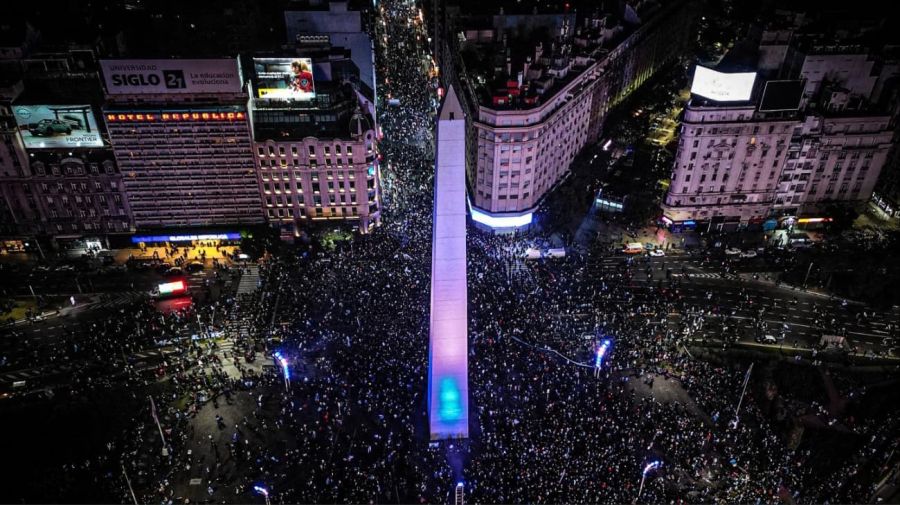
253,58,316,101
131,232,242,243
106,111,246,122
691,66,756,102
468,201,533,228
100,59,241,95
13,105,103,149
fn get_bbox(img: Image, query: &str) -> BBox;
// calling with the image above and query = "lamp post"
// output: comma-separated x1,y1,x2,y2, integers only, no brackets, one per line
122,464,139,505
253,485,271,505
274,351,290,391
731,362,754,430
636,460,662,503
803,261,814,288
594,339,611,378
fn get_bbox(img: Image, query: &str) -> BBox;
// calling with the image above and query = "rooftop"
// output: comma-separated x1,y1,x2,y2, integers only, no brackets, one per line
457,2,664,110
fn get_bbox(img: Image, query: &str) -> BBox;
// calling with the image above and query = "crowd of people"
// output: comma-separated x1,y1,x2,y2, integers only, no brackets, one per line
2,0,898,503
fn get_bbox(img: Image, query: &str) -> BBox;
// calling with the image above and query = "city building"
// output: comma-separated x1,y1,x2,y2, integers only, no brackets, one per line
439,0,695,230
661,23,898,231
284,1,376,109
248,52,382,235
0,29,135,253
100,58,265,231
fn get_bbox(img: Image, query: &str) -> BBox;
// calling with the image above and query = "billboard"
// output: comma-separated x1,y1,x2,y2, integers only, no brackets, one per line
131,232,242,243
13,105,103,149
691,66,756,102
100,59,241,95
253,58,316,101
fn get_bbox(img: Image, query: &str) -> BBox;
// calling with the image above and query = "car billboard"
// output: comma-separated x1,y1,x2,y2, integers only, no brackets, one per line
100,59,242,95
13,105,103,149
691,66,757,102
253,58,316,101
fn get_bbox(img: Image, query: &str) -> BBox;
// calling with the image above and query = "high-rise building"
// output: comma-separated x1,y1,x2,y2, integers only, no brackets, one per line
247,52,382,235
439,0,695,230
100,58,265,231
661,24,898,231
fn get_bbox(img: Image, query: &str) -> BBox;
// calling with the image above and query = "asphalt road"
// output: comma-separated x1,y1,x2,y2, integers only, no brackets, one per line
591,252,899,355
0,266,237,392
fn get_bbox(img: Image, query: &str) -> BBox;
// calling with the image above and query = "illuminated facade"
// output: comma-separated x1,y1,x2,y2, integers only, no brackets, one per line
445,0,695,230
428,85,469,440
249,56,381,234
100,59,264,230
0,48,135,248
662,38,897,229
104,108,264,229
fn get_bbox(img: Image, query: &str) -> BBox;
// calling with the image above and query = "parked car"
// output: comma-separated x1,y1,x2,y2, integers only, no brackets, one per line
102,264,128,274
756,334,777,344
185,261,205,273
164,267,184,277
154,262,173,274
649,249,665,257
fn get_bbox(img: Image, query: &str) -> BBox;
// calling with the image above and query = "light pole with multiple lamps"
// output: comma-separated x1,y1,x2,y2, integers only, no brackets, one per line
253,485,271,505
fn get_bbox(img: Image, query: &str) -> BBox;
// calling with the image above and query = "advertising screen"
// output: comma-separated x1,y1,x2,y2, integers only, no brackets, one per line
100,59,241,95
253,58,316,101
691,66,756,102
13,105,103,149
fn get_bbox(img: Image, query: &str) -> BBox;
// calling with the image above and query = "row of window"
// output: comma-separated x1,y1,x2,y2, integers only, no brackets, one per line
258,144,356,158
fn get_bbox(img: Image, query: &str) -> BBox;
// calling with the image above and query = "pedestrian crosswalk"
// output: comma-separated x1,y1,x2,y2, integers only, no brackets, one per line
90,291,146,310
236,265,260,295
671,272,722,279
0,364,70,384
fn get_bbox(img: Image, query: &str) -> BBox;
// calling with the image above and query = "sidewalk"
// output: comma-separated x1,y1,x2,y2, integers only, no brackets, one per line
574,215,701,251
4,292,145,326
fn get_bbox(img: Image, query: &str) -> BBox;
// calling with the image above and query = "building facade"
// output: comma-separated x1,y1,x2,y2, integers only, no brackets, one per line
661,35,897,229
0,45,135,250
446,0,694,229
249,56,381,234
100,58,264,230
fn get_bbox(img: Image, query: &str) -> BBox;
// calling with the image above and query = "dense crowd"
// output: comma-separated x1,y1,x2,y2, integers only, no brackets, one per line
2,0,898,503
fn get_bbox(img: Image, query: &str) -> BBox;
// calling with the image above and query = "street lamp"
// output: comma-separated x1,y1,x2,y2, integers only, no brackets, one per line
594,339,611,378
274,351,290,391
455,481,465,505
636,460,662,503
731,363,754,430
253,485,271,505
